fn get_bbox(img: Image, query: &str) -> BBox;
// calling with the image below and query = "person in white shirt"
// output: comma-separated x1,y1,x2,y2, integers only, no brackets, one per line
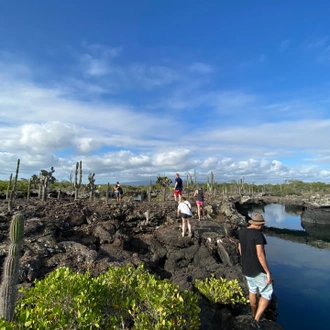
177,197,193,237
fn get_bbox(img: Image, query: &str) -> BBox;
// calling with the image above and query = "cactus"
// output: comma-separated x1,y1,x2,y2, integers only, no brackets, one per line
88,172,96,201
207,172,216,197
74,161,83,200
187,173,193,185
27,177,31,200
148,180,152,202
30,174,39,189
7,159,20,212
39,167,56,202
156,175,172,202
106,182,110,203
0,214,24,321
6,174,12,200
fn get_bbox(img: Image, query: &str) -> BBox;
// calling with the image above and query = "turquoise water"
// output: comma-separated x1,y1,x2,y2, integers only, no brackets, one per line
251,204,330,329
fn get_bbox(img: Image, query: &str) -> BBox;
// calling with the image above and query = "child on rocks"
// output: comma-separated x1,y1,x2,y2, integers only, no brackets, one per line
177,197,193,237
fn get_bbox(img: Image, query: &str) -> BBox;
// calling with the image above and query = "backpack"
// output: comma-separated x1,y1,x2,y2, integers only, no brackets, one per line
118,186,123,194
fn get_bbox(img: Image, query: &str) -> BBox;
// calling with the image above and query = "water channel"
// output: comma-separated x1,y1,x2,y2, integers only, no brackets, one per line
248,204,330,329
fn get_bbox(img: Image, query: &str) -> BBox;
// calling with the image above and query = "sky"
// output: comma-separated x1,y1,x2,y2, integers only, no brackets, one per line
1,0,330,185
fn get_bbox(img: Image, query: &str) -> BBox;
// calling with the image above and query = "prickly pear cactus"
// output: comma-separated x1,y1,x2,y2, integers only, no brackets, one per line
156,175,172,202
0,214,24,321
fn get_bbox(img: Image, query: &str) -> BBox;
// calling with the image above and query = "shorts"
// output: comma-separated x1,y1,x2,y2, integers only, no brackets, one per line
196,201,204,206
180,213,192,218
115,191,120,197
245,272,273,301
174,190,182,196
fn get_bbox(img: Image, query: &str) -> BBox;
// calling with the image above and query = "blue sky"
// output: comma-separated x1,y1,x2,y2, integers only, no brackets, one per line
1,0,330,184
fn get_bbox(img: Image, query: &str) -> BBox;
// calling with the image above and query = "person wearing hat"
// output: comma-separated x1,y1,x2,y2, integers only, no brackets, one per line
238,214,273,330
193,185,205,220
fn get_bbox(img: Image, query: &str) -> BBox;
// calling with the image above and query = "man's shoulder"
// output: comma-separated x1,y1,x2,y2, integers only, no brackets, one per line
239,227,263,238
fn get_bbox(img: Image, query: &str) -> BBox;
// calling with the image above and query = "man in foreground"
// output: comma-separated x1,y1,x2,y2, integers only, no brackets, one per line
238,214,273,330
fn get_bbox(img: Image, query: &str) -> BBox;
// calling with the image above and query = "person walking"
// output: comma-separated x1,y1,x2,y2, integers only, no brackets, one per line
177,197,193,237
113,182,122,202
173,173,183,202
238,214,273,330
193,185,205,220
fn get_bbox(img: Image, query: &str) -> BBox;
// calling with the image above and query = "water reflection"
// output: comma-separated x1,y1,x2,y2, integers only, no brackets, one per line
248,203,330,246
245,204,330,328
249,204,304,230
301,222,330,241
266,236,330,329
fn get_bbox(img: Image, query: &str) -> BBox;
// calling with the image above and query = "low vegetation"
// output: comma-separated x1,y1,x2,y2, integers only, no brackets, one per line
0,263,251,329
195,275,249,306
0,264,201,329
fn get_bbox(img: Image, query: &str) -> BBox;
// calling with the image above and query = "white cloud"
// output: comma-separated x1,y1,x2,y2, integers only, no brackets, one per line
301,37,328,51
279,40,290,52
80,54,111,76
317,45,330,62
129,64,180,89
81,41,122,58
1,49,330,184
189,62,213,74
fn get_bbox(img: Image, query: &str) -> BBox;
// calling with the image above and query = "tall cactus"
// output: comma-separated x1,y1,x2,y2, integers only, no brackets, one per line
88,172,95,201
7,159,20,212
74,161,82,200
148,180,152,202
0,214,24,321
26,177,31,200
6,174,12,201
106,182,110,204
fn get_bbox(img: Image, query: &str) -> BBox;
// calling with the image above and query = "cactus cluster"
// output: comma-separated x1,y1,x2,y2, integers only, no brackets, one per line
156,175,172,201
0,214,24,321
39,167,56,202
207,172,216,197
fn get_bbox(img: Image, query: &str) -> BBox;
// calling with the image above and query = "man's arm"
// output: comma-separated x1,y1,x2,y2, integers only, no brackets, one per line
256,244,272,284
238,243,242,256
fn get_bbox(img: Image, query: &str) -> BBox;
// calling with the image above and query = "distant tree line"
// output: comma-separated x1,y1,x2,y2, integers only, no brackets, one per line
1,160,330,202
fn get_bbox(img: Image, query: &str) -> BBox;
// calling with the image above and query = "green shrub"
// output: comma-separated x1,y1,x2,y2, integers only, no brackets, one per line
7,264,200,329
0,318,13,329
195,275,249,306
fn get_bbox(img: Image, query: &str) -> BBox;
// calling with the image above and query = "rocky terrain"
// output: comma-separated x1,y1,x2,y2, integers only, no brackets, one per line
0,193,290,329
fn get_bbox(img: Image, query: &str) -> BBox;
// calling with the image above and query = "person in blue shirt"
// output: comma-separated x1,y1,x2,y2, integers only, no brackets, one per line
173,173,183,202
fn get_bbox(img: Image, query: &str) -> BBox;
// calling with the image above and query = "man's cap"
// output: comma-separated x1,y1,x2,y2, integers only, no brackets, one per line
248,214,266,225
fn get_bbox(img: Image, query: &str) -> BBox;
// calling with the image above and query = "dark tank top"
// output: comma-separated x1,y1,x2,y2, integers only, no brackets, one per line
196,189,204,201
